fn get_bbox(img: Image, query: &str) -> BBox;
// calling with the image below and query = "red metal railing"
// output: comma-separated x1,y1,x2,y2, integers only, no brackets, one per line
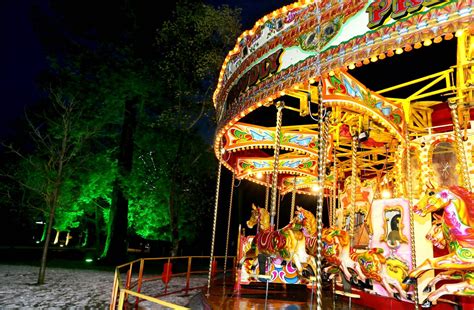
110,255,235,309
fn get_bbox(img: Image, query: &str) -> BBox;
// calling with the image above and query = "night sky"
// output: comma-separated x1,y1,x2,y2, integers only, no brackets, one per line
0,0,46,138
0,0,294,139
0,0,455,137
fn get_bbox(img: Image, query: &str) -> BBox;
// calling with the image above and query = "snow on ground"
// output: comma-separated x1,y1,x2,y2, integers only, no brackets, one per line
136,276,208,309
0,264,113,308
0,264,204,309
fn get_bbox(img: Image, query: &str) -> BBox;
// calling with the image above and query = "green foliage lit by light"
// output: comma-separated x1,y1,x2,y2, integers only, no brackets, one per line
0,0,242,261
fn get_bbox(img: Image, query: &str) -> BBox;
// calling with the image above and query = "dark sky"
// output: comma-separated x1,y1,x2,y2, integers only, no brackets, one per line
208,0,295,29
0,0,294,139
0,0,456,140
0,0,46,138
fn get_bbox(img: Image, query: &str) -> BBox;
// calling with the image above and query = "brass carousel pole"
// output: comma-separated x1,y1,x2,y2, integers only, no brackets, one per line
290,175,297,219
405,124,419,309
315,84,328,310
331,145,337,302
332,149,338,227
328,190,333,228
265,174,270,211
270,101,285,228
276,190,281,229
223,172,236,277
207,142,223,295
350,134,358,246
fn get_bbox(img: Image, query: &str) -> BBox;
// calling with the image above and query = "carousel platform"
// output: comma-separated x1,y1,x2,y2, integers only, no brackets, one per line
193,276,471,310
199,276,372,310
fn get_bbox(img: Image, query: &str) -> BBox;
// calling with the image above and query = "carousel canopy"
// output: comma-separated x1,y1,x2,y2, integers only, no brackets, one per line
213,0,472,195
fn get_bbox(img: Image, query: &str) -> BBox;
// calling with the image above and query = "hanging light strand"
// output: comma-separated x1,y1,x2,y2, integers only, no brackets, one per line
315,84,328,310
270,101,285,227
223,172,236,276
207,142,223,295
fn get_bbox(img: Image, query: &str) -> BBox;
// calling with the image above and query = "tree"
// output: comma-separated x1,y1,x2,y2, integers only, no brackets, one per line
28,0,242,262
101,97,138,263
1,90,93,284
32,0,169,263
152,0,241,256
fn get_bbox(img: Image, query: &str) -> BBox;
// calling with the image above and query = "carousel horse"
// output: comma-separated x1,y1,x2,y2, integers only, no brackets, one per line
420,214,474,307
239,204,317,279
294,206,366,283
423,214,464,293
403,186,474,307
425,213,447,250
295,207,407,299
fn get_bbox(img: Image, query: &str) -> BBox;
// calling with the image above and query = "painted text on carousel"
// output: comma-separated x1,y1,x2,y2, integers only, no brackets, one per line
367,0,447,29
227,49,283,106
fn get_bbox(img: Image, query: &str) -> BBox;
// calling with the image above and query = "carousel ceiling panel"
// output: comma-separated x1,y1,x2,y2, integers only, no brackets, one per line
280,172,337,196
236,154,318,179
224,122,322,156
321,70,405,141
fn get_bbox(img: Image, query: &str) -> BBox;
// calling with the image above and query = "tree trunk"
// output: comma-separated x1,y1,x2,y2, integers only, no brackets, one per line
168,133,185,257
37,135,65,284
53,230,59,244
40,222,47,242
169,187,179,256
81,227,88,247
102,97,138,264
94,204,101,253
37,204,56,285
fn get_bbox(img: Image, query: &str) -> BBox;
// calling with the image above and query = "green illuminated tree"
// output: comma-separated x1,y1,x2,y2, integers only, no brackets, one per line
1,90,94,284
26,0,241,262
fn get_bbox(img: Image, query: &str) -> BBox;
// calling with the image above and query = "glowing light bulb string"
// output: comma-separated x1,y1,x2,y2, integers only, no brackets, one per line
313,3,325,309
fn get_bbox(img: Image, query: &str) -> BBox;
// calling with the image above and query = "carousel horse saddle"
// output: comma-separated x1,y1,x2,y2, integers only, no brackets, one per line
256,230,287,251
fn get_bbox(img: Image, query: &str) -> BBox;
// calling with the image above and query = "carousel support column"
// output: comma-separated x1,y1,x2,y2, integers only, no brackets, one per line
207,143,223,296
449,101,472,191
270,101,284,228
406,129,419,309
315,85,329,310
290,175,297,219
224,172,236,278
350,135,358,246
265,174,270,211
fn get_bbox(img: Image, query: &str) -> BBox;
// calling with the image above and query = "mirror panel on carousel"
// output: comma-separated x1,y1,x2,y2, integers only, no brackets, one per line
430,140,460,187
370,198,411,299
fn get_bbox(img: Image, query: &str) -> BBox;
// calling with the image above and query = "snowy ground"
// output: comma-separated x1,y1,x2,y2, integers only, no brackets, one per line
0,264,205,309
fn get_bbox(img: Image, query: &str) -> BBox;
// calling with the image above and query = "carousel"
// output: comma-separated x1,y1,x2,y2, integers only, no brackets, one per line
206,0,473,309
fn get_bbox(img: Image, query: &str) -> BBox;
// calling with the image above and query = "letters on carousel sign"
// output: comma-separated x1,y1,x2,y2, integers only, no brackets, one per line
227,49,283,105
367,0,446,29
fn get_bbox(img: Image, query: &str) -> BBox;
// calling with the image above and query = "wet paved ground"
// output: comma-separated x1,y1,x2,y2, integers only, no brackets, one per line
202,279,373,310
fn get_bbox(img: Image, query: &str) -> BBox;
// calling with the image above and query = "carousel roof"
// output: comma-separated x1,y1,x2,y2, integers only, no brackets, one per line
213,0,473,195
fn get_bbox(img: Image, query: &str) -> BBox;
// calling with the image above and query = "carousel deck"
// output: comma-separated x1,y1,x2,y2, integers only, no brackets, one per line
199,277,372,310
